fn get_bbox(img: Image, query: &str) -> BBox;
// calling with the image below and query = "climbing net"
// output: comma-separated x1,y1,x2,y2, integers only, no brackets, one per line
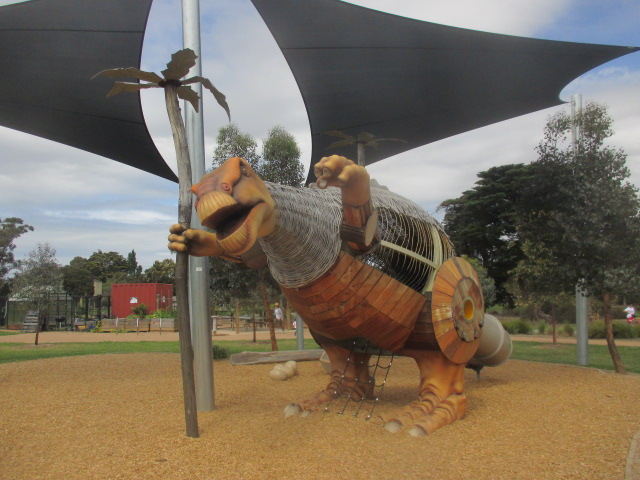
324,340,394,421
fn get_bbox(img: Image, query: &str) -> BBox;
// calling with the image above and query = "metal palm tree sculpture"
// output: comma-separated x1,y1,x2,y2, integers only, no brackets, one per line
94,48,230,438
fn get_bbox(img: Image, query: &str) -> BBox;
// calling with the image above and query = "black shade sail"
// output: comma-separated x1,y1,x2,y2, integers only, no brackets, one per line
250,0,639,185
0,0,177,182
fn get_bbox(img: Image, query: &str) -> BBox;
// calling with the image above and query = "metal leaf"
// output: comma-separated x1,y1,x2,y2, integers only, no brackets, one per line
327,139,356,149
106,82,158,98
92,68,162,84
161,49,197,80
184,76,231,121
176,86,200,112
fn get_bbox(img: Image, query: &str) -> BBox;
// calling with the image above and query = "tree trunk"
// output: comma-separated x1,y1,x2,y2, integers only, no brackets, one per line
165,84,199,437
259,269,278,351
34,314,42,346
234,300,240,334
603,292,626,374
551,305,557,345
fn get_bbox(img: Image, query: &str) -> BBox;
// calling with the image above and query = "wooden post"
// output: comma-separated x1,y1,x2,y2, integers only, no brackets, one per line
165,84,199,438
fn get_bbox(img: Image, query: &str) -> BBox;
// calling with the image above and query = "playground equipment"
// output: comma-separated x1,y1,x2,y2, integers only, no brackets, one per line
169,155,511,436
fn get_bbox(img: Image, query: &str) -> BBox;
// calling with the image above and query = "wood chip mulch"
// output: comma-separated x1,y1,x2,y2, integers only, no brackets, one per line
1,354,639,480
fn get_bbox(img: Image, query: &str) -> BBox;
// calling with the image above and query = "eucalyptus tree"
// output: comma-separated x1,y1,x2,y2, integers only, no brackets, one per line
516,103,640,373
0,217,33,296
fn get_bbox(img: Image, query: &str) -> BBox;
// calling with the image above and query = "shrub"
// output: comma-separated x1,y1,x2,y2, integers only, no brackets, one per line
212,344,230,360
537,322,547,335
502,319,532,335
149,308,177,319
589,321,638,339
131,304,149,318
562,324,574,337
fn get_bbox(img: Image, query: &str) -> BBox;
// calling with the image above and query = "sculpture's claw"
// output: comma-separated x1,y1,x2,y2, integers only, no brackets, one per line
284,403,301,418
383,420,404,433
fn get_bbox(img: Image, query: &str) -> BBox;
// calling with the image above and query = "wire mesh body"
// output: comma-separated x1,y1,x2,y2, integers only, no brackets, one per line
261,181,454,293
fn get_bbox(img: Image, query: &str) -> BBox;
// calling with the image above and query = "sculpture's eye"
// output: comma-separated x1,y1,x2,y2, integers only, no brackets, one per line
240,164,249,176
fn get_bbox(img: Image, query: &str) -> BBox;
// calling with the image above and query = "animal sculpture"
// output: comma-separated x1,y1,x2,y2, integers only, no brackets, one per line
168,155,510,436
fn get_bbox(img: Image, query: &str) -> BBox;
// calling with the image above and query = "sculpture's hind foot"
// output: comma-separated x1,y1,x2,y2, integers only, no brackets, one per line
384,349,467,435
384,392,467,435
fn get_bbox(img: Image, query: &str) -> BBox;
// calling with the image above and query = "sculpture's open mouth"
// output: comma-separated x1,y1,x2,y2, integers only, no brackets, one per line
203,203,252,241
195,190,266,255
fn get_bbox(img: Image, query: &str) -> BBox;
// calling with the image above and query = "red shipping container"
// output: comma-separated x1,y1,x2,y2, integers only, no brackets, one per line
111,283,174,319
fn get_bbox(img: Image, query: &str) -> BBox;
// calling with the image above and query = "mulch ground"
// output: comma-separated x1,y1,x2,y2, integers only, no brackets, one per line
1,351,639,480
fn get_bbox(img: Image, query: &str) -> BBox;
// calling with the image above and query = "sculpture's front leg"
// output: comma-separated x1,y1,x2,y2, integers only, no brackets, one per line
314,155,378,252
168,224,241,262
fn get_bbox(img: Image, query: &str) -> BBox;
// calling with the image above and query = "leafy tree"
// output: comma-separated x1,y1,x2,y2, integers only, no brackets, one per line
212,123,260,170
144,258,176,285
62,256,95,297
11,243,62,344
260,125,304,186
439,164,532,306
515,102,640,373
0,217,34,296
126,249,143,279
86,250,128,283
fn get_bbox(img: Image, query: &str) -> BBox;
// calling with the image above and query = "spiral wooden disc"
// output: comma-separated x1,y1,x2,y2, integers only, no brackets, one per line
431,257,484,364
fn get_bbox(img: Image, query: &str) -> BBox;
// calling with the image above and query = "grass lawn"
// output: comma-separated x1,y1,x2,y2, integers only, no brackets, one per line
0,338,320,364
510,341,640,374
0,339,638,374
0,330,20,337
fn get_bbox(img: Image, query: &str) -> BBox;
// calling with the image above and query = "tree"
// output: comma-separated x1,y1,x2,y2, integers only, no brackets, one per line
86,250,128,283
212,123,260,170
260,125,304,186
0,217,34,296
125,249,143,280
209,124,305,349
62,256,95,297
144,259,176,285
439,164,532,306
516,102,640,373
11,243,62,345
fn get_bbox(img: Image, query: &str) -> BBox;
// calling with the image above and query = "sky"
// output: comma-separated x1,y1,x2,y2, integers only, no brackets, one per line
1,0,639,271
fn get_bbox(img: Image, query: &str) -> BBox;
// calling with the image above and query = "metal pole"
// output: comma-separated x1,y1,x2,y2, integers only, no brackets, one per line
296,316,305,350
182,0,214,411
572,93,588,366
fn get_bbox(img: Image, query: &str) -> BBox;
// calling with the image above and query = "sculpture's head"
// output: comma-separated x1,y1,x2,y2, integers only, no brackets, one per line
192,157,276,256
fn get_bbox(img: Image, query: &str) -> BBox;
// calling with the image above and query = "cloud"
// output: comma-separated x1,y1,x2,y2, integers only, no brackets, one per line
1,0,638,273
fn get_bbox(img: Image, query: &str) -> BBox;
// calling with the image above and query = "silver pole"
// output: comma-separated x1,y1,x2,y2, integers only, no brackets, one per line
572,93,588,366
296,316,304,350
182,0,214,411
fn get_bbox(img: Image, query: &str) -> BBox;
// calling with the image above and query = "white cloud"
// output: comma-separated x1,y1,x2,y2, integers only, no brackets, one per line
2,0,639,273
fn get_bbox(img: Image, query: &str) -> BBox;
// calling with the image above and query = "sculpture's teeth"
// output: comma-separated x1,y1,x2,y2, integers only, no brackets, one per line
218,223,250,253
197,192,236,226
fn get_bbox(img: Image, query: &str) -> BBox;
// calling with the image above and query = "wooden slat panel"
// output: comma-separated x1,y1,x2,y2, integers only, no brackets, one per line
363,274,393,307
369,278,404,311
305,259,365,305
347,304,380,329
389,288,427,321
355,268,385,298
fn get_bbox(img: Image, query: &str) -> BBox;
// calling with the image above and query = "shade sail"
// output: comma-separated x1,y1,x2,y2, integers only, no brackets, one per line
0,0,177,182
249,0,639,185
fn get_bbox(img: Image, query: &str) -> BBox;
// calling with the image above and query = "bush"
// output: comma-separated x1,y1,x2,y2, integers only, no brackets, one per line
212,344,230,360
562,324,574,337
502,319,532,335
149,308,177,319
537,322,547,335
589,321,639,339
